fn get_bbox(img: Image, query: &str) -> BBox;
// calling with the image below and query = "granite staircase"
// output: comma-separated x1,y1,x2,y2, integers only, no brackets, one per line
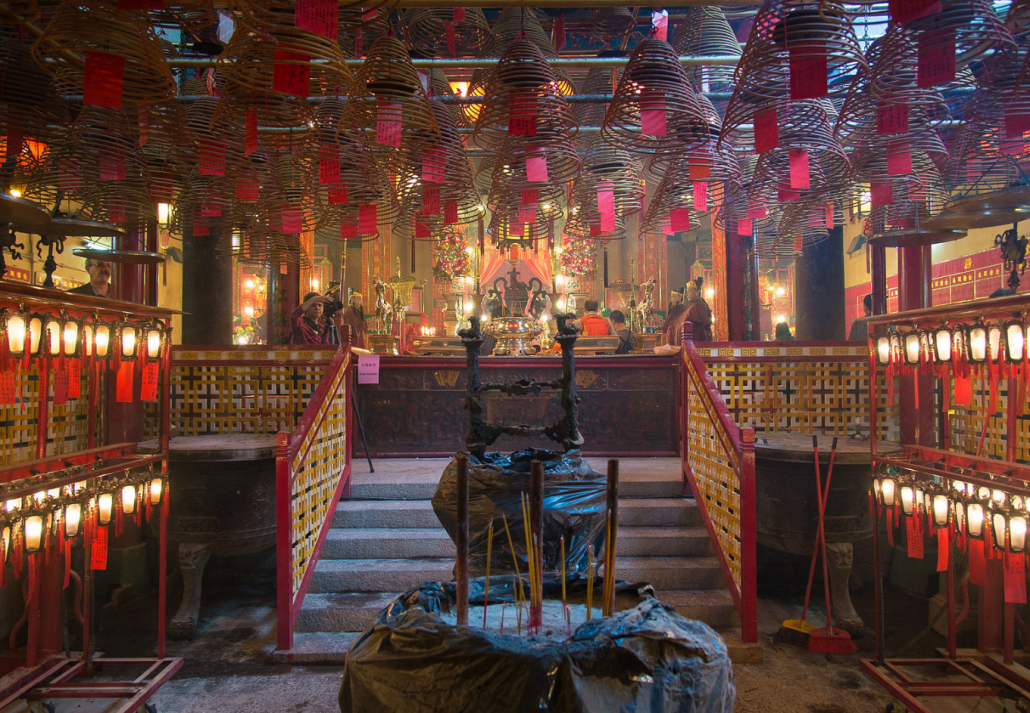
285,458,754,663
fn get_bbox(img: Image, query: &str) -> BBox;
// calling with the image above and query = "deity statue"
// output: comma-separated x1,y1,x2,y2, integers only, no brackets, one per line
372,277,393,334
636,278,655,327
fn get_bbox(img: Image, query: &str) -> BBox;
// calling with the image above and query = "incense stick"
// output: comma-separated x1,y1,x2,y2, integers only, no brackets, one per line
483,521,493,629
560,535,566,615
501,515,525,633
586,545,594,621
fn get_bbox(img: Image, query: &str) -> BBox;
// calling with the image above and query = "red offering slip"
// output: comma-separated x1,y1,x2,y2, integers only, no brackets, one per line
422,187,441,215
870,181,894,206
890,0,941,24
526,148,548,182
917,30,955,88
272,50,310,97
320,145,340,184
328,186,348,204
738,219,753,235
640,91,666,137
282,207,302,233
444,201,458,224
788,45,827,100
754,109,779,153
670,209,690,232
596,181,615,233
423,146,446,184
376,101,403,147
83,52,125,109
788,149,810,189
359,204,377,234
296,0,337,40
693,182,708,212
887,143,912,175
878,104,909,135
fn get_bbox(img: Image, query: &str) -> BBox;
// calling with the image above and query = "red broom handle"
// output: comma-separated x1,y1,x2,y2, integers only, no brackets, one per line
801,440,837,623
816,437,839,634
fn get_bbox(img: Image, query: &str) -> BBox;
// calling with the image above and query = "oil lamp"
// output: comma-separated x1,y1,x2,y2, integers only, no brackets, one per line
24,515,42,553
1006,320,1025,362
97,493,113,525
64,503,81,538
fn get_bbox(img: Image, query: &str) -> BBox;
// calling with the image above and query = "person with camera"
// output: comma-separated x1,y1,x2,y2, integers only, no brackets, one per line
290,292,332,345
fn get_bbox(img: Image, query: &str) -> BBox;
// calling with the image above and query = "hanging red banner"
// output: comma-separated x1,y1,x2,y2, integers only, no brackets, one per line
83,52,125,109
116,362,134,403
141,362,159,402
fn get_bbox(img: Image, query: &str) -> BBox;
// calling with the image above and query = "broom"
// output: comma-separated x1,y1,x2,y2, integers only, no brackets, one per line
808,436,857,654
776,436,837,646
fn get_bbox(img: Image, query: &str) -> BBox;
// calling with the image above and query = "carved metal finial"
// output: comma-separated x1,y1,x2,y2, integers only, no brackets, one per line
996,223,1027,292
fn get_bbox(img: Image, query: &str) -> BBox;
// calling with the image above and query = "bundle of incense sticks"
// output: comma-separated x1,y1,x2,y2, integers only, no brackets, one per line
502,515,525,634
521,493,543,631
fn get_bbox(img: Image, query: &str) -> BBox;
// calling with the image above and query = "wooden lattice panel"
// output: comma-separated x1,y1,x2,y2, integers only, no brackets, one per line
159,349,334,436
684,355,742,591
697,344,900,442
949,376,1027,463
290,355,349,600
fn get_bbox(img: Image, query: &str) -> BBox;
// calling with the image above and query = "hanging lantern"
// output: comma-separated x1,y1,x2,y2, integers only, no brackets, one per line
955,500,967,536
933,494,950,528
94,323,111,359
81,323,94,358
952,327,967,364
97,493,113,526
24,515,42,553
889,332,902,364
876,336,891,365
992,511,1008,549
64,503,81,538
920,332,935,363
920,488,930,516
43,316,61,358
989,326,1003,362
27,314,43,357
967,502,985,538
5,499,20,513
121,485,136,515
934,325,952,362
119,324,138,359
993,489,1007,507
904,333,921,366
145,326,164,361
149,477,164,506
5,311,27,358
1011,515,1028,553
968,325,988,363
901,485,915,516
872,478,881,500
1006,320,1025,362
881,477,896,507
62,318,81,358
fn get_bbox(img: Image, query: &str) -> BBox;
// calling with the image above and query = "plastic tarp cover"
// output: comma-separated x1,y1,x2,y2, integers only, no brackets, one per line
432,449,607,577
339,588,736,713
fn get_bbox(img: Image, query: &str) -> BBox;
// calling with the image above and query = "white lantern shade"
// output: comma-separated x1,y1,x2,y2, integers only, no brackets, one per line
7,313,26,355
935,328,952,362
882,478,896,507
98,493,113,525
1012,516,1028,553
1007,323,1025,362
877,337,891,365
933,495,949,527
95,325,110,358
24,516,42,553
121,485,136,514
904,334,921,365
901,486,915,515
968,503,985,537
65,503,81,538
969,326,988,362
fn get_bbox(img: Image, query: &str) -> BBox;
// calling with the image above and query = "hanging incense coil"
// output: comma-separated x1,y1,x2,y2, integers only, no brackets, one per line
859,153,950,233
639,167,697,238
420,67,468,128
902,0,1014,82
337,36,441,152
458,68,490,126
491,9,575,96
591,7,636,45
486,159,564,240
404,8,494,58
564,137,642,241
0,0,39,24
573,58,623,140
32,0,177,105
143,1,217,43
765,201,843,258
674,7,741,91
472,39,579,182
601,38,710,157
0,29,53,110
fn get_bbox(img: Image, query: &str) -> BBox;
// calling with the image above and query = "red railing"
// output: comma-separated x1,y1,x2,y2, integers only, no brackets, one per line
276,344,354,650
680,329,757,643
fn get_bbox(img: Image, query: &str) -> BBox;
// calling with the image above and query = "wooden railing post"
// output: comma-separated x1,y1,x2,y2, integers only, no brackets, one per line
681,323,693,496
739,427,757,644
275,431,292,651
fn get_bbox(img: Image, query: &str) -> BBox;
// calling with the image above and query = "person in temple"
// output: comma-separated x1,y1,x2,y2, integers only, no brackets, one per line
662,288,688,345
67,258,113,298
340,291,367,349
575,299,615,336
684,279,713,342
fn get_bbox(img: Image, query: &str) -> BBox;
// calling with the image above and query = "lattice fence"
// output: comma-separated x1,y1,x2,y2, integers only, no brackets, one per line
289,354,350,602
949,374,1029,464
697,343,900,442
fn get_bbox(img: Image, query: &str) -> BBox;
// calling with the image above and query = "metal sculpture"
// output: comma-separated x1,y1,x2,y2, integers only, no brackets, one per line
996,224,1028,291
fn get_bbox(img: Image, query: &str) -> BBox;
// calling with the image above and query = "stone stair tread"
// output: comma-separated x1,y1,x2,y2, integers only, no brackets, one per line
619,526,707,539
659,589,736,606
335,498,696,513
328,528,452,540
269,632,359,664
615,556,721,568
315,557,454,572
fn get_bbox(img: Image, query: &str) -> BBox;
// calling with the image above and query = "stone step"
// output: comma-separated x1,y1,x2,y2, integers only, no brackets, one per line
310,558,455,594
618,527,711,557
322,528,456,560
614,557,726,591
333,498,700,529
661,590,740,629
295,592,397,633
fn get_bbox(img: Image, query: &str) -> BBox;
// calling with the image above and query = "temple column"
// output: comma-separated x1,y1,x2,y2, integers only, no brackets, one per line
794,227,846,340
870,243,887,316
898,245,934,445
181,226,233,345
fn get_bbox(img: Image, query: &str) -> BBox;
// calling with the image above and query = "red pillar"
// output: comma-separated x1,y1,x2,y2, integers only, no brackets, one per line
37,555,63,658
726,231,748,341
108,225,145,442
870,244,887,316
117,226,144,304
898,245,934,445
145,220,159,307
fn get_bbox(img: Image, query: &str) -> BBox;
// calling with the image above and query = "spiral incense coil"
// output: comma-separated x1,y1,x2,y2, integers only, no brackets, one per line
591,7,636,45
674,7,741,91
859,152,950,234
473,154,497,194
137,100,195,170
403,8,495,58
720,0,865,145
491,9,575,96
601,38,710,157
765,202,839,258
638,167,701,238
472,39,580,182
337,5,395,59
564,137,643,240
572,59,623,142
337,36,441,153
486,159,565,239
33,0,177,105
902,0,1014,83
0,0,39,24
168,171,243,238
565,211,627,241
0,30,53,110
421,67,468,128
1010,0,1030,38
144,1,217,42
458,68,490,126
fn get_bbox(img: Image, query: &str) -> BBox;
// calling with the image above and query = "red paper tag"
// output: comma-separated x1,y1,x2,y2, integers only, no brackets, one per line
108,199,125,224
519,206,536,224
693,182,708,212
526,149,548,182
199,138,225,176
1005,552,1027,604
376,101,403,147
5,114,22,160
969,538,986,586
53,366,68,406
553,13,565,50
68,359,81,399
669,208,691,232
192,222,209,237
641,91,667,136
878,104,909,135
83,52,125,109
749,205,768,219
296,0,338,40
917,30,955,88
754,109,779,153
415,222,431,239
789,50,828,100
282,207,302,233
138,104,149,147
1006,111,1030,139
116,361,134,403
444,201,458,224
825,203,835,229
201,203,221,217
871,181,894,206
937,528,949,572
272,50,310,97
0,369,15,405
245,110,258,157
149,172,173,203
907,515,924,559
328,186,348,204
445,20,456,57
778,187,801,202
339,223,356,240
888,143,912,175
955,373,972,404
359,204,377,234
597,181,615,233
89,526,107,571
98,153,125,181
423,146,446,184
789,149,810,189
738,219,753,236
512,222,525,237
508,91,537,136
422,186,441,215
319,146,340,185
651,10,668,41
890,0,941,24
237,178,259,201
689,156,711,180
522,189,538,205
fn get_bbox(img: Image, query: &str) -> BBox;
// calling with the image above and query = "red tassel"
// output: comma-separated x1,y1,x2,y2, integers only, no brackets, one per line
13,528,23,580
63,540,71,589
